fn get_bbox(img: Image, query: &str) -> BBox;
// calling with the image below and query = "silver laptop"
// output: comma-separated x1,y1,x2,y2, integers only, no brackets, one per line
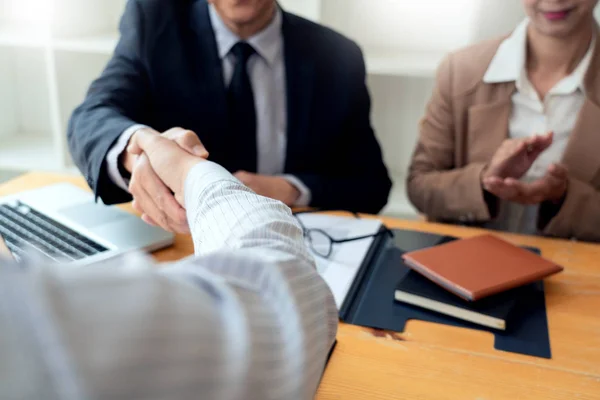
0,183,174,265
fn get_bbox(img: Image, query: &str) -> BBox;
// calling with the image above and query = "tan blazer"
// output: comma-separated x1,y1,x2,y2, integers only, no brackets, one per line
407,35,600,242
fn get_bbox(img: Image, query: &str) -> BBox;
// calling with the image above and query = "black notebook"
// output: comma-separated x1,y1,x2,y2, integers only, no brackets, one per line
394,270,523,330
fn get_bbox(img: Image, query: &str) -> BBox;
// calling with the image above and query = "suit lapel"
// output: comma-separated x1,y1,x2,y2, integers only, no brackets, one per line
467,82,515,162
189,0,228,135
281,12,315,171
562,100,600,182
563,30,600,182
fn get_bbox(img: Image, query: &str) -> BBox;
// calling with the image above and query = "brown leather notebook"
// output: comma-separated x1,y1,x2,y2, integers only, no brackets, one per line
401,234,563,301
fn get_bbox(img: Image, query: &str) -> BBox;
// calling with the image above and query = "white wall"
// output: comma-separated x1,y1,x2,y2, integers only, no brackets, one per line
0,47,17,138
15,48,51,135
278,0,321,21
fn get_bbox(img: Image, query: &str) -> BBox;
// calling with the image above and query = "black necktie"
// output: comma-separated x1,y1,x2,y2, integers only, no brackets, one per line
227,42,257,173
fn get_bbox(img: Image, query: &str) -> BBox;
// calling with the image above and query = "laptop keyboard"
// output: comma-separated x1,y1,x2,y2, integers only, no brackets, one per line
0,202,108,262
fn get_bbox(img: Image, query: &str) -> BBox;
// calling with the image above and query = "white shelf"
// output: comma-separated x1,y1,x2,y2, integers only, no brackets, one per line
53,33,118,54
0,133,61,171
366,51,444,78
381,173,419,219
0,23,50,48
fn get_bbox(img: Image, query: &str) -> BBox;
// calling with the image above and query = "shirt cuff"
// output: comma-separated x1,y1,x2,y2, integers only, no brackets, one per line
184,161,240,216
106,124,149,192
281,175,311,207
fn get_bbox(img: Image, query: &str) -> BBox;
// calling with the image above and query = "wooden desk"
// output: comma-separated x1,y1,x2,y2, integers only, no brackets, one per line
2,173,599,399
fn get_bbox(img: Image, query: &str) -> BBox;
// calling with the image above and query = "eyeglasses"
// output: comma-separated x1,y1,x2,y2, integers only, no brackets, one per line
293,211,393,259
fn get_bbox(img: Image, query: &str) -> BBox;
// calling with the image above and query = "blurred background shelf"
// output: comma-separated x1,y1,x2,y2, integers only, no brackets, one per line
366,51,445,78
0,134,60,171
52,33,118,54
0,23,49,48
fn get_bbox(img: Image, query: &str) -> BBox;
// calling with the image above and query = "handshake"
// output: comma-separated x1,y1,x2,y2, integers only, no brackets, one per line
121,128,301,233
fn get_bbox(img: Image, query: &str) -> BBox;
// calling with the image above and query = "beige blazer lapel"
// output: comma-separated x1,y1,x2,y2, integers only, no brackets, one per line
467,82,516,162
562,100,600,182
562,33,600,183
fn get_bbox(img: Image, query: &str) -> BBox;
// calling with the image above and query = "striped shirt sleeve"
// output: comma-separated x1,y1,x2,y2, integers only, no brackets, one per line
0,160,338,400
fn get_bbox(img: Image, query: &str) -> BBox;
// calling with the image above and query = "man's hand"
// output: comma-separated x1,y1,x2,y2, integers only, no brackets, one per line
125,127,208,233
234,172,300,206
122,127,209,173
0,235,13,260
482,132,554,182
128,129,204,204
483,163,568,205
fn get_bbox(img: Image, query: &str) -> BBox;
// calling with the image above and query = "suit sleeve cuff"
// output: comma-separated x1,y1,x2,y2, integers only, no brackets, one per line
457,162,493,222
281,175,312,207
106,124,149,192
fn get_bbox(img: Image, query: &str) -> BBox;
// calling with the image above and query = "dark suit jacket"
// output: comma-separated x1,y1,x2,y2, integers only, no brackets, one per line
68,0,392,214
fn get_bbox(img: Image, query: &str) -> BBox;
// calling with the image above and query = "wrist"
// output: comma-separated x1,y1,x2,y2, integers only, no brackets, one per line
120,127,157,174
177,158,204,205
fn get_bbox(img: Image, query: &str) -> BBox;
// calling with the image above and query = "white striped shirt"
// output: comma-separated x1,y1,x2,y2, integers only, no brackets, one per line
0,161,338,400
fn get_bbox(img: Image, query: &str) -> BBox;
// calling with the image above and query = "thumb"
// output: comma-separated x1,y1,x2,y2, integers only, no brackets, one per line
131,132,200,195
127,128,163,155
163,128,209,158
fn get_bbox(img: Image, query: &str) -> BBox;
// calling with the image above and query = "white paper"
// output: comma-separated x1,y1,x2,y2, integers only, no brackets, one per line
296,214,382,309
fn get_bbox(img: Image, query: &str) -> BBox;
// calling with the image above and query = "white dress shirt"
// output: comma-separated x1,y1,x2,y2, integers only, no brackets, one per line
482,19,594,234
106,5,311,206
0,161,337,399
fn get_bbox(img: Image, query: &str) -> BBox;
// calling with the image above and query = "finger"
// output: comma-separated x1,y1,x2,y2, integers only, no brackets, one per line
542,131,554,145
507,140,527,158
174,220,191,234
127,128,159,156
482,176,503,191
135,186,173,232
161,200,189,233
547,163,568,180
175,192,184,206
132,199,142,214
141,214,158,227
537,132,554,152
524,134,539,146
527,131,554,153
490,179,520,199
484,179,515,199
138,188,189,233
505,178,548,204
128,129,166,156
130,156,175,232
141,165,188,229
525,132,552,146
167,129,209,158
127,133,143,156
143,213,189,233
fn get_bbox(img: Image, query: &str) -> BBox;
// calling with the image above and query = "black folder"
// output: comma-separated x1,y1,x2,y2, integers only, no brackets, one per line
336,229,552,359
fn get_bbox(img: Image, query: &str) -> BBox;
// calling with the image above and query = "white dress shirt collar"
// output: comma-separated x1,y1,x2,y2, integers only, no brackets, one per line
208,4,283,66
483,18,595,95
